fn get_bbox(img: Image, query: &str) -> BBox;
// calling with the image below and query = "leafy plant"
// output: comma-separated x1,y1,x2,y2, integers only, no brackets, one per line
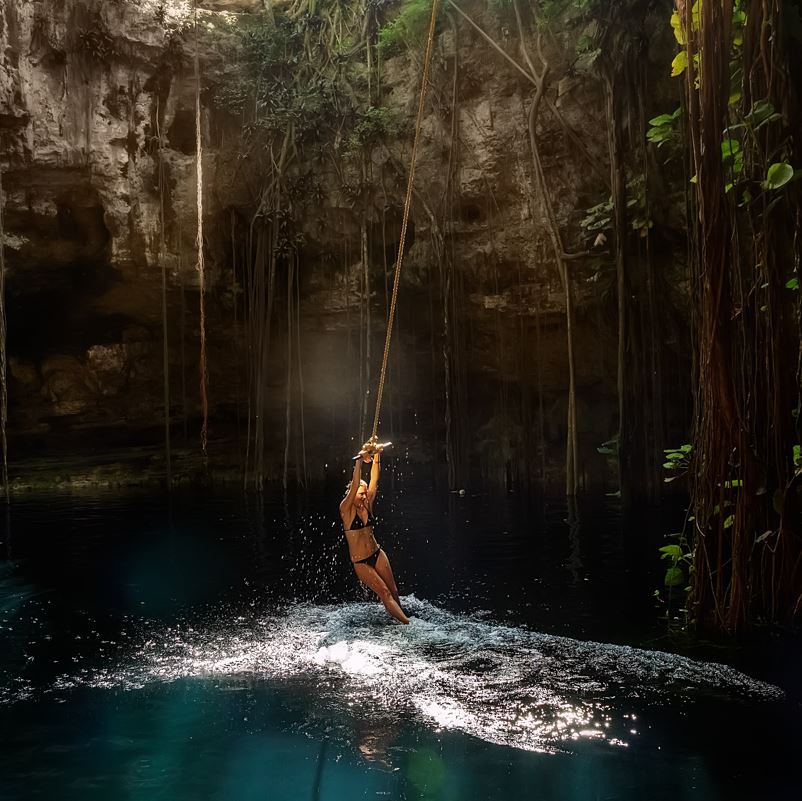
377,0,439,57
580,175,651,239
597,437,619,456
659,541,691,588
654,529,694,633
662,443,692,483
345,105,399,153
646,107,681,149
764,162,795,189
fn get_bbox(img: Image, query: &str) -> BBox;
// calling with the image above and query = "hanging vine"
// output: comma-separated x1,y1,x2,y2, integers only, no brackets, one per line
217,0,402,486
0,163,8,502
194,2,209,457
672,0,802,630
155,97,172,488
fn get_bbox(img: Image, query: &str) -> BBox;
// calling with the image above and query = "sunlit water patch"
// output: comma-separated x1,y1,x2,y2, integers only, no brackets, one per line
38,596,782,754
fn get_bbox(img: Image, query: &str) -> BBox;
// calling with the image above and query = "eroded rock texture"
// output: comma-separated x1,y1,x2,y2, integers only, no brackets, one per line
0,0,684,490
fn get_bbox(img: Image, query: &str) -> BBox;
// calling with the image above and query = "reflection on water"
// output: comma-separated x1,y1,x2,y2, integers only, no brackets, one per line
22,596,780,757
0,490,800,800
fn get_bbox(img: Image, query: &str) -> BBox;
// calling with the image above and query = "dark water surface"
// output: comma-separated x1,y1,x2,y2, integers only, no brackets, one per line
0,484,800,800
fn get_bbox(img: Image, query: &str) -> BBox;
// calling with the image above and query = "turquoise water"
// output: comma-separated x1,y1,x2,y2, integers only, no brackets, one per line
0,489,799,799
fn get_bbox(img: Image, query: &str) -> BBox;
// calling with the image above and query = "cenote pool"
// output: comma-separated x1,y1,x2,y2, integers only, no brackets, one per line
0,484,800,800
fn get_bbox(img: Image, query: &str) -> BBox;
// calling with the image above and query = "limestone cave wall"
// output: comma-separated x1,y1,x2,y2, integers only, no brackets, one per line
0,0,690,491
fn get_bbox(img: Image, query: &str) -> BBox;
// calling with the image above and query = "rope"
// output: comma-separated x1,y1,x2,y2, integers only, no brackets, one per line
370,0,441,440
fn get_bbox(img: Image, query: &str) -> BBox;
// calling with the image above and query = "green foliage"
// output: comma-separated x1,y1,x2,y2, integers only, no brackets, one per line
596,437,619,456
345,106,399,152
580,175,651,239
216,11,356,149
764,162,794,189
655,529,694,632
579,199,613,232
377,0,438,58
646,107,681,149
662,443,692,483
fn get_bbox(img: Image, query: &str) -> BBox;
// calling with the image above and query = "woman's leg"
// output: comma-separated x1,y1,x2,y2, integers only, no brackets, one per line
374,550,401,605
354,562,410,624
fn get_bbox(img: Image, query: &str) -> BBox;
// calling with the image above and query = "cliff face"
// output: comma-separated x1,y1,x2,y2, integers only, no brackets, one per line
0,0,684,490
0,1,240,453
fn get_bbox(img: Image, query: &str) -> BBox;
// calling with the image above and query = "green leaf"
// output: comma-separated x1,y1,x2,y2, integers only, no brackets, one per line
794,444,801,467
680,444,692,453
721,139,742,159
663,462,677,469
659,544,683,560
649,113,676,127
666,451,685,461
664,566,684,587
723,514,734,529
765,162,795,189
786,277,799,290
670,11,685,44
746,99,775,126
671,50,688,77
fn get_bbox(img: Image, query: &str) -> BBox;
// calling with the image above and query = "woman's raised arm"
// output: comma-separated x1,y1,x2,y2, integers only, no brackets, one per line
340,456,364,513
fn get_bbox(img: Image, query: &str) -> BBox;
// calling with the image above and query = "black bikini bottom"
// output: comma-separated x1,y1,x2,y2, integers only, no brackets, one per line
354,547,381,569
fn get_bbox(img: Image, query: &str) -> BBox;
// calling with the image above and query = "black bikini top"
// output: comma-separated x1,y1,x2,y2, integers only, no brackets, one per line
348,507,376,531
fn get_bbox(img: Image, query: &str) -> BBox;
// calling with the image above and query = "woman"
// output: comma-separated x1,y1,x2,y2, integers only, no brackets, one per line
339,439,409,624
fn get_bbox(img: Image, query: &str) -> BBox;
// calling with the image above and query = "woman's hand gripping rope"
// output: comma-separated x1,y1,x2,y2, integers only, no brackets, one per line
354,435,392,462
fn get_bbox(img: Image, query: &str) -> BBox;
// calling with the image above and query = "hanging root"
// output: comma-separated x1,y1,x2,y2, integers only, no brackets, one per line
0,163,8,501
194,1,209,456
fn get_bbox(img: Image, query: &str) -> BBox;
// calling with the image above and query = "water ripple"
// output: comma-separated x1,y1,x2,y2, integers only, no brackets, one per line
43,597,782,753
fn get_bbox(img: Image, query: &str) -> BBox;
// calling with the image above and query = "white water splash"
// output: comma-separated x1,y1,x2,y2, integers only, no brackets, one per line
47,596,782,753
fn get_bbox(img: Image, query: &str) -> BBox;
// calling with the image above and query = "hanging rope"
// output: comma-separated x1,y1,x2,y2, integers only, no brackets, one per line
194,1,209,455
370,0,441,440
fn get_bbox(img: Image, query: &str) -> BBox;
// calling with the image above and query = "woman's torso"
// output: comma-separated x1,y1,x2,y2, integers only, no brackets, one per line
342,505,380,562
